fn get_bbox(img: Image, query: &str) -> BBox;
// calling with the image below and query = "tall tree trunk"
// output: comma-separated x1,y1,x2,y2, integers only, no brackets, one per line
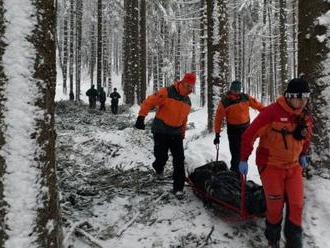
207,0,229,131
191,29,196,73
90,23,96,87
96,0,103,91
298,0,330,168
102,8,108,88
241,16,245,91
138,0,147,103
261,0,267,103
267,1,275,102
279,0,288,92
199,0,207,107
233,11,239,79
237,13,242,82
68,0,74,100
158,18,164,88
75,0,82,101
123,0,136,104
291,0,298,78
0,0,8,245
174,25,181,80
1,0,62,246
107,32,112,96
62,7,68,94
153,53,158,92
129,0,139,104
32,0,62,245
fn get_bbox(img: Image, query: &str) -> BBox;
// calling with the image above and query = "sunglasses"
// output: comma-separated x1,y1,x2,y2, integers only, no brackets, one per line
285,92,310,99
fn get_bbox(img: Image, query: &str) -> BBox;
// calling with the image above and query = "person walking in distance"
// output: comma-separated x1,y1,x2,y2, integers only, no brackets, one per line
86,84,99,109
134,72,196,199
110,88,121,114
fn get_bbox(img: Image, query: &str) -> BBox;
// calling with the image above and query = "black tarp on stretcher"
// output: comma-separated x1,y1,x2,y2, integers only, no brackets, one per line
188,161,266,215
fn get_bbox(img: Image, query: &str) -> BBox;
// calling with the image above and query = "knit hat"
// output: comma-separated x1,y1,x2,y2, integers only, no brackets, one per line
181,72,196,85
285,78,310,98
230,80,241,92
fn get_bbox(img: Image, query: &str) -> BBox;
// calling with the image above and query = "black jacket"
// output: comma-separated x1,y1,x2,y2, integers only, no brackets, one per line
110,92,121,104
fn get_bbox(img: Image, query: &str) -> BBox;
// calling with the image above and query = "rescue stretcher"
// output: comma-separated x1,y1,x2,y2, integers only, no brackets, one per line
186,144,265,221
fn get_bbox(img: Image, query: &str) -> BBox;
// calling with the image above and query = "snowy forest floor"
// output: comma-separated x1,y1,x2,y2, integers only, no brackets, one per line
55,101,330,248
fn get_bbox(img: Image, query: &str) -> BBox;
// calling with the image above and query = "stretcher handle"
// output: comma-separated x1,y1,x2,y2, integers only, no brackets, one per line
240,174,248,219
215,144,219,161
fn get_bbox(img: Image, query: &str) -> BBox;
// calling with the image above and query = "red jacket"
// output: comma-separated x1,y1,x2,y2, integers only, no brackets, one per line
241,96,313,169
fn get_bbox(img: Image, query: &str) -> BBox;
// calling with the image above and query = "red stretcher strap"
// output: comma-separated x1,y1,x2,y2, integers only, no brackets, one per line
240,174,248,219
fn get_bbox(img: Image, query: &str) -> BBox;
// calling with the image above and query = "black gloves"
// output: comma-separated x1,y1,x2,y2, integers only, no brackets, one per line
213,133,220,145
135,116,145,130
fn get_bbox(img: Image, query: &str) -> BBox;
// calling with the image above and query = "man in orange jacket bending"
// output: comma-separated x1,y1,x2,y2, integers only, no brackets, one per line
239,78,313,248
135,72,195,199
213,80,264,173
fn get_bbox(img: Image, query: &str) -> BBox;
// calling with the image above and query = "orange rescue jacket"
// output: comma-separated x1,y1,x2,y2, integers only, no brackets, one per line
241,96,313,169
138,82,191,136
214,92,264,133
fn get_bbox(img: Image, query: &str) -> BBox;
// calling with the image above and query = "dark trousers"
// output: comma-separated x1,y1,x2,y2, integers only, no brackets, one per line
152,133,185,192
111,103,118,114
227,125,248,173
89,99,96,109
100,101,106,111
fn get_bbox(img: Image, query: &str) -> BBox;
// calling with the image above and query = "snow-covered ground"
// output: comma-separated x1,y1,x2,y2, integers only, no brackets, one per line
55,95,330,247
54,68,330,247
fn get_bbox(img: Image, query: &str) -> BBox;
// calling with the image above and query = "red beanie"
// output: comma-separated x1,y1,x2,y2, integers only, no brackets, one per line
181,72,196,85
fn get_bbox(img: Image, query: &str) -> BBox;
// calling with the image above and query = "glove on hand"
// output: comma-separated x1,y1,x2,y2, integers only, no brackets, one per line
213,133,220,145
299,155,308,168
135,116,145,130
239,161,248,175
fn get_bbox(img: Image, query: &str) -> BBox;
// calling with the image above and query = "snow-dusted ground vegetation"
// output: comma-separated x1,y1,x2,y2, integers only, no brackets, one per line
56,101,330,248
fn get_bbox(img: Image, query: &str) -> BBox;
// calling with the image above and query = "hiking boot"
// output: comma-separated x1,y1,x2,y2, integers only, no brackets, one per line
152,163,164,179
174,191,185,200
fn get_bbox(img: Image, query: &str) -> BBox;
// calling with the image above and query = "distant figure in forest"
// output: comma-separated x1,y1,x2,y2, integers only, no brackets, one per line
86,84,99,109
110,88,121,114
99,87,106,111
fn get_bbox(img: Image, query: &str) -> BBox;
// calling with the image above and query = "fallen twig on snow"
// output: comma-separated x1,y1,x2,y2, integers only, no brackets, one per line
63,220,87,245
116,192,168,237
197,226,215,248
75,227,105,248
116,212,140,237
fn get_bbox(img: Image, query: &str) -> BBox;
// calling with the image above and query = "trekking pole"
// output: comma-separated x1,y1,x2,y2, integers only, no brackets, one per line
215,144,219,161
240,174,248,219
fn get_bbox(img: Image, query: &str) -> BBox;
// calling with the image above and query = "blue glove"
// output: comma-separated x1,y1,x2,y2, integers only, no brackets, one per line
299,155,308,168
239,161,248,175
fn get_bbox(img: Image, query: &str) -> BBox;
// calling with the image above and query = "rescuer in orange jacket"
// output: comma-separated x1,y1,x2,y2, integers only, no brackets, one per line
134,72,196,199
239,78,313,248
213,80,264,173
